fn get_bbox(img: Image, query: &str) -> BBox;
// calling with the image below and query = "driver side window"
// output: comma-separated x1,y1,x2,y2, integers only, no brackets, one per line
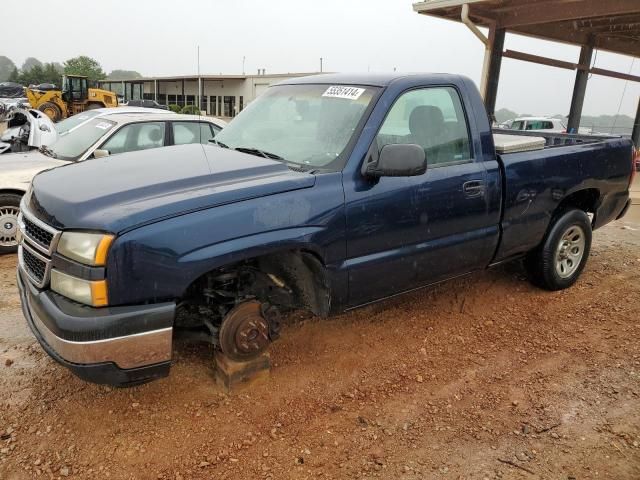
376,87,472,166
101,122,166,155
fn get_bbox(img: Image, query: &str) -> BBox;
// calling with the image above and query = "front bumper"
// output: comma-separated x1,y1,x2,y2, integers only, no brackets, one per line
17,266,175,386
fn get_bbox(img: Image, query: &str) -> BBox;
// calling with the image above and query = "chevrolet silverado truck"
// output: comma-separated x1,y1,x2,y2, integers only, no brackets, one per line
17,73,635,386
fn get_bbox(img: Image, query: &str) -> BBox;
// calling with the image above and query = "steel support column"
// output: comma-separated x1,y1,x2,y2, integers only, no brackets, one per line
632,97,640,147
567,42,594,133
484,27,505,120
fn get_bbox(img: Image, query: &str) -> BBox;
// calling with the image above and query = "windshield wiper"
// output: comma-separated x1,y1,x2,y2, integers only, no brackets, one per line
38,145,57,159
208,138,229,149
233,146,284,161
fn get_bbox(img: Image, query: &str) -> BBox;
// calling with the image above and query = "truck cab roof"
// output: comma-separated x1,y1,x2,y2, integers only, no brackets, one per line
279,72,469,88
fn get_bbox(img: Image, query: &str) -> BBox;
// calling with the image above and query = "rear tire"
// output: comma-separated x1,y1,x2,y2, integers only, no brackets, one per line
0,193,22,255
525,209,592,291
38,102,62,122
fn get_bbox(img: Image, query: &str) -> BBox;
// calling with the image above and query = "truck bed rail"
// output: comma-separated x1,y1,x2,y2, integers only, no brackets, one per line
493,129,620,148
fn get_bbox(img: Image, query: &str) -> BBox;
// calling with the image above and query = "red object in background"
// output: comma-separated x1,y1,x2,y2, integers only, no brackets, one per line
632,148,639,186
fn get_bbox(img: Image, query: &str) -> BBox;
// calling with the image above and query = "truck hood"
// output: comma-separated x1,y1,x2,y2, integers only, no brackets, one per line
0,150,67,190
29,144,316,233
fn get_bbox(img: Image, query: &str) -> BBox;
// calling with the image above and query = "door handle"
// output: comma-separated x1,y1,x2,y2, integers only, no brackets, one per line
463,180,485,198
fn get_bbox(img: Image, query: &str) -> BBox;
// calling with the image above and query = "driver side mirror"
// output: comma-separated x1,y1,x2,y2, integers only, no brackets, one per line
364,143,427,178
93,149,110,158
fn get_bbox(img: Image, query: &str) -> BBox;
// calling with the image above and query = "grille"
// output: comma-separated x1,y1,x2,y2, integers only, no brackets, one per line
22,247,47,285
23,216,54,251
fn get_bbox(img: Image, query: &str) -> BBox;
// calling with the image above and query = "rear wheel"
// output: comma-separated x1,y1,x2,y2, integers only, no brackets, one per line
38,102,63,122
0,193,22,254
525,209,592,290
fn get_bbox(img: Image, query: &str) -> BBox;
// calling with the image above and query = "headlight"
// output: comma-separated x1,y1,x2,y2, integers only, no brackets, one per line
51,270,108,307
57,232,114,266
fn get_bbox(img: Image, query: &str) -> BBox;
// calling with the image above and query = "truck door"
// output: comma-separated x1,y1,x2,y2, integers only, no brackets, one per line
344,86,500,307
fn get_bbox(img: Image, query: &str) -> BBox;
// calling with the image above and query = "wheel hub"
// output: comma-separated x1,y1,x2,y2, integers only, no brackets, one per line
555,225,585,279
0,207,20,247
219,301,271,361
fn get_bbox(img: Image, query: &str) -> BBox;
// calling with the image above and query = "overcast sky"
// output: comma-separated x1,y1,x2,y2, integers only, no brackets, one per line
3,0,639,117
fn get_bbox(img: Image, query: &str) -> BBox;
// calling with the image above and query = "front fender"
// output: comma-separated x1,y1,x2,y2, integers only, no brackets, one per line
106,173,346,306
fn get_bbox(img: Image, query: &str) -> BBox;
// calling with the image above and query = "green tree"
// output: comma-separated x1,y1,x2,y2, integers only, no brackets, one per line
0,56,16,82
494,108,519,124
41,63,62,86
107,69,143,80
52,62,64,74
21,57,43,72
21,64,45,85
8,67,19,82
63,56,105,83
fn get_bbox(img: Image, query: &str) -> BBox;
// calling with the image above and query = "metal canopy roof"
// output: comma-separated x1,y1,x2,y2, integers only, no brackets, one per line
413,0,640,57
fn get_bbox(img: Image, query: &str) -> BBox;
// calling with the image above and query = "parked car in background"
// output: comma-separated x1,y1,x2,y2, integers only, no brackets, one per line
0,112,225,253
509,117,567,133
122,99,169,110
15,73,634,386
1,106,177,155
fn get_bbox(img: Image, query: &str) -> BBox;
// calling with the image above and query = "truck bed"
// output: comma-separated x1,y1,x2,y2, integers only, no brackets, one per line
492,131,633,263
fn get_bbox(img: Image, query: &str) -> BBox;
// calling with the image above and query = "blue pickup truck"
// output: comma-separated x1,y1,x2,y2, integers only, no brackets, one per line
17,73,634,385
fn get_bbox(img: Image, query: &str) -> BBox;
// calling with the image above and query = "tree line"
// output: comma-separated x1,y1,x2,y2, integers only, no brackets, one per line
0,55,142,87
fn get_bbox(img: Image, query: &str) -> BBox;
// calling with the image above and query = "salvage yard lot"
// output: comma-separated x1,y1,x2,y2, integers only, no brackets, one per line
0,220,639,479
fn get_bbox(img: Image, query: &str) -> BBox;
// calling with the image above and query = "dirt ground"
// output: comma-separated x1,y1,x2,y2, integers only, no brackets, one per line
0,218,639,480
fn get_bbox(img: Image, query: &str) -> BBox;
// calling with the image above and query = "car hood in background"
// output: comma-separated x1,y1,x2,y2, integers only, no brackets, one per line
28,144,316,233
0,150,68,190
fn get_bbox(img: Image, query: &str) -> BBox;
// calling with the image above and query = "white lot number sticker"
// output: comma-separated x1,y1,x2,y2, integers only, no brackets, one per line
322,86,365,100
95,122,111,130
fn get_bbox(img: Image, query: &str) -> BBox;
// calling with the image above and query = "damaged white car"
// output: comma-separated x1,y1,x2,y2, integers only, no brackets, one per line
1,106,172,155
0,108,57,154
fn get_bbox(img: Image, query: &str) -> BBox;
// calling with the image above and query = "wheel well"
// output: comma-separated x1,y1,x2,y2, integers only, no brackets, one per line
0,189,26,199
555,189,600,218
176,249,331,331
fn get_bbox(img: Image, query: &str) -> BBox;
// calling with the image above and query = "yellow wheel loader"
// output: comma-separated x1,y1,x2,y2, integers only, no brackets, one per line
26,75,118,122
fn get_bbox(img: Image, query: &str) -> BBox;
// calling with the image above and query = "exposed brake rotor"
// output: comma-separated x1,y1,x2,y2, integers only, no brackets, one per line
219,301,271,362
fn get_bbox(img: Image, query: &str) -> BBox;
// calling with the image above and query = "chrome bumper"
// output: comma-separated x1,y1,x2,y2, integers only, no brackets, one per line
28,293,173,369
18,266,174,375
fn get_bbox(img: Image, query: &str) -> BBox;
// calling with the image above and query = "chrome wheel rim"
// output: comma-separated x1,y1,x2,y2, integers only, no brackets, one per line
0,206,20,247
555,225,585,279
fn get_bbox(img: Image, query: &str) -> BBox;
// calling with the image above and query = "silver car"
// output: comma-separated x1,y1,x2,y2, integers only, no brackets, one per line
0,112,226,253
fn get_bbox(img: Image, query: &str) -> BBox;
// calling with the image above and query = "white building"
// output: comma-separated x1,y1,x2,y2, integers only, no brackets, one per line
98,72,319,118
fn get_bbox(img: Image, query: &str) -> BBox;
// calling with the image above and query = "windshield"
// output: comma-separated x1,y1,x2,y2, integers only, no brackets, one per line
50,118,116,160
55,111,102,136
214,84,379,169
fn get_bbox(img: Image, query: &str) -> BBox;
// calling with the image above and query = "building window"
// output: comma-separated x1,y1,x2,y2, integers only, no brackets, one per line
239,96,244,112
186,95,196,106
223,96,236,117
218,96,222,116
